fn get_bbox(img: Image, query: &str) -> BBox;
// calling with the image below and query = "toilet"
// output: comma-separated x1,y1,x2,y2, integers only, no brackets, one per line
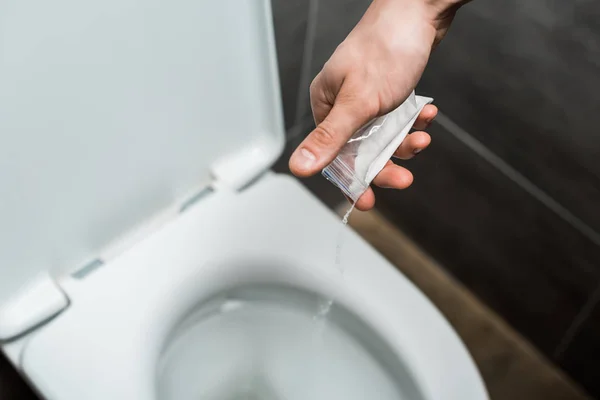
0,0,488,399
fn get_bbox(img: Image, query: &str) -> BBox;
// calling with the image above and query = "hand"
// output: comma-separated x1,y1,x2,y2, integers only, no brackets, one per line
289,0,465,211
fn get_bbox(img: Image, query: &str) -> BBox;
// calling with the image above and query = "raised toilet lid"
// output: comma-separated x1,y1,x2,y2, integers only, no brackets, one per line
0,0,284,336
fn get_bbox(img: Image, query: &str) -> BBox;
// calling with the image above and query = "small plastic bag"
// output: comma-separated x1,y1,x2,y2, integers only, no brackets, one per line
322,91,433,202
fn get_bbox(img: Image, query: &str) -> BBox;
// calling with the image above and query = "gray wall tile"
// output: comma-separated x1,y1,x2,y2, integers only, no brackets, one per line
418,0,600,234
271,0,310,129
375,120,600,357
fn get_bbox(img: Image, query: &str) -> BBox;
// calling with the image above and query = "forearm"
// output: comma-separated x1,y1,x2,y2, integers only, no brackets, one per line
364,0,470,47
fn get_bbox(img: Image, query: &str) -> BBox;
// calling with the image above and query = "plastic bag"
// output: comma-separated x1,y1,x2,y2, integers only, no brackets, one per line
322,91,433,202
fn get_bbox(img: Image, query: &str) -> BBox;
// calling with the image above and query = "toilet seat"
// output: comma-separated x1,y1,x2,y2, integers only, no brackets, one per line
16,174,486,400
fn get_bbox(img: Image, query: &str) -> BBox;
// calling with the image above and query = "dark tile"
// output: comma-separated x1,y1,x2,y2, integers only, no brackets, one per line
418,0,600,233
374,121,600,356
0,355,39,399
558,296,600,398
271,0,310,129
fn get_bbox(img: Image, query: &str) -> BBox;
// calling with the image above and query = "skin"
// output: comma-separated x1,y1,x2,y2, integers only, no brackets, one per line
289,0,471,211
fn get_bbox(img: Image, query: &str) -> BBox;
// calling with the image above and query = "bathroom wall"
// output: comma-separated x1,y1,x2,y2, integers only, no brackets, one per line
270,0,600,396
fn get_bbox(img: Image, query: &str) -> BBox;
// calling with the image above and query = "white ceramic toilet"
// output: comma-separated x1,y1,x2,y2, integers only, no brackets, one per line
0,0,488,399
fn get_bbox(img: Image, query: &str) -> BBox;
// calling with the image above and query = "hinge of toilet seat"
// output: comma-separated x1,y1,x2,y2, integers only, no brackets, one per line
0,273,69,341
209,137,281,192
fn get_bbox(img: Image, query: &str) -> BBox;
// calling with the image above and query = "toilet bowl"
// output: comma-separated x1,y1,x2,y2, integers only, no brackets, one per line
0,1,488,399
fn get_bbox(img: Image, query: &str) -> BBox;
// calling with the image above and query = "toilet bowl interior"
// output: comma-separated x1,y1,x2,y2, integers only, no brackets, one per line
157,284,425,400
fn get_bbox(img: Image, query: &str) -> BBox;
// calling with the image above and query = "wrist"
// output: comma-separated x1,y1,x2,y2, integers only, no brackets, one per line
423,0,469,18
412,0,469,45
368,0,465,35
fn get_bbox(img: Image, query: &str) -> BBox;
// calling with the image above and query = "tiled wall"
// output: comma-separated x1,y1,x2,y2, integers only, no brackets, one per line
271,0,600,396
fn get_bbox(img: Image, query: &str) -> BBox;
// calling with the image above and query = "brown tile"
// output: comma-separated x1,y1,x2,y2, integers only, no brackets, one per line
341,206,591,400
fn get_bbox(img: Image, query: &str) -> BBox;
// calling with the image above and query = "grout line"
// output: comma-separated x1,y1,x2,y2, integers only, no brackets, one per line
286,114,315,141
435,112,600,358
293,0,320,126
554,284,600,359
435,112,600,249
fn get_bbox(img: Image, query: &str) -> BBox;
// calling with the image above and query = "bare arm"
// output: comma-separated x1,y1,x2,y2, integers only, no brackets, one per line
289,0,471,210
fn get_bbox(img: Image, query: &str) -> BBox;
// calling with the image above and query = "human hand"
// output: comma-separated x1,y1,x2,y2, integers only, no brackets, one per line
289,0,465,211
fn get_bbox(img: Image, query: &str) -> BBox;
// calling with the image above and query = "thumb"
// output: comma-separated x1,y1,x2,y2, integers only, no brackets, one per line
289,87,375,177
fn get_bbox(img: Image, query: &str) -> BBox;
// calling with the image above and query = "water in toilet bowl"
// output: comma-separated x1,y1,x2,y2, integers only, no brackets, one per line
157,285,423,400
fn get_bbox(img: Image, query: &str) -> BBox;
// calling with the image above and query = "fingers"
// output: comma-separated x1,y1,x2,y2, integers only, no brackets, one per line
348,161,413,211
289,85,377,177
372,161,414,189
354,188,376,211
413,104,438,131
393,104,436,159
393,131,431,159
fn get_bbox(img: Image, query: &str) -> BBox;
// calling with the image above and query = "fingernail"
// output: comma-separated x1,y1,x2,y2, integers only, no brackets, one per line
413,148,422,155
291,147,317,171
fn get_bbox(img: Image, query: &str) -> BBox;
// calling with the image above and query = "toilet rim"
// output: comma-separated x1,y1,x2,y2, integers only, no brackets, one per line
21,254,486,400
